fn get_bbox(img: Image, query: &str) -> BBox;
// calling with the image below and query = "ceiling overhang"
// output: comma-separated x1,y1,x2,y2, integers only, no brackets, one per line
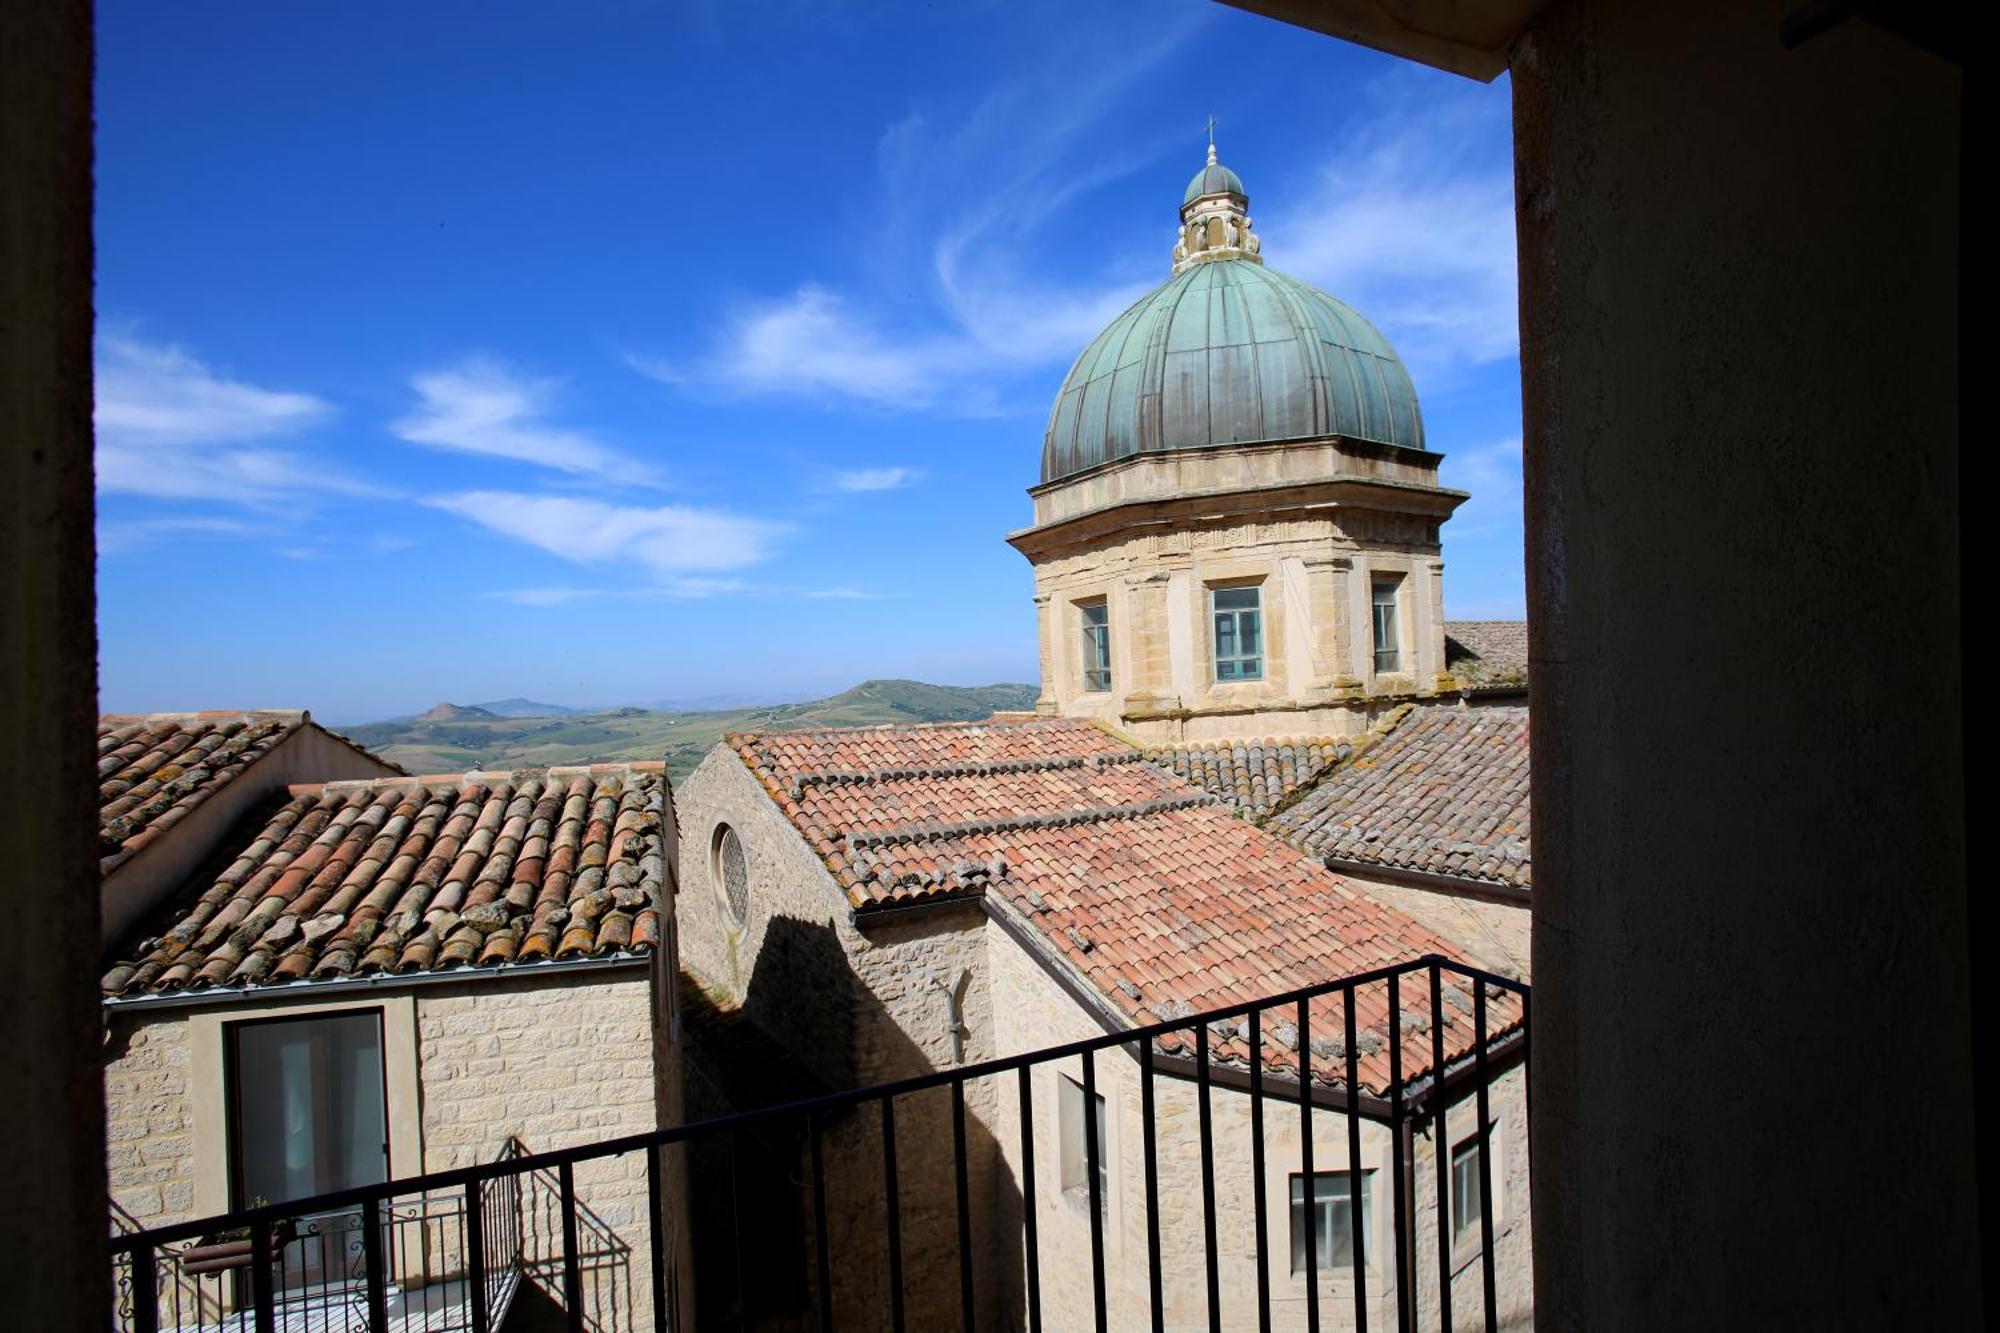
1217,0,1551,81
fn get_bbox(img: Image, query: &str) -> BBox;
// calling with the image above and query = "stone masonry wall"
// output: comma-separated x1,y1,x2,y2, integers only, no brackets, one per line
1334,872,1532,981
985,912,1531,1330
672,744,1002,1328
104,1011,194,1228
102,967,664,1332
418,970,659,1333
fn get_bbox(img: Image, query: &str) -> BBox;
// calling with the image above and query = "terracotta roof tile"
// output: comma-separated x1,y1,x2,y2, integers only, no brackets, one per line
731,718,1518,1094
101,764,666,997
96,710,399,875
1443,620,1529,688
1146,736,1352,818
1270,705,1531,888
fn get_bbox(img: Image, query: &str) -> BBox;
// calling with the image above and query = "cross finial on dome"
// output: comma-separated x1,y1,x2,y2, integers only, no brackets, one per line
1206,115,1217,164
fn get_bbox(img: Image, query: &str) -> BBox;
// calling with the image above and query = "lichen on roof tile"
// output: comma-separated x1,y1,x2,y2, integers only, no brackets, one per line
101,764,668,998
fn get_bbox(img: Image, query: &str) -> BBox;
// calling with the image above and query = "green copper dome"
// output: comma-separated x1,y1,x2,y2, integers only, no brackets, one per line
1041,259,1425,485
1183,159,1246,204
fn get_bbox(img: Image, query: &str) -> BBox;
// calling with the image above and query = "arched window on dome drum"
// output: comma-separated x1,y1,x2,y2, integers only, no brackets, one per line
1211,585,1263,682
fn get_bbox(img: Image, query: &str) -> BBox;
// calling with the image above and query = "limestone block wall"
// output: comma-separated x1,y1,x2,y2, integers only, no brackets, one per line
985,914,1531,1330
671,745,1004,1328
104,1012,195,1227
1334,873,1532,981
102,966,665,1331
418,971,660,1331
1026,504,1450,745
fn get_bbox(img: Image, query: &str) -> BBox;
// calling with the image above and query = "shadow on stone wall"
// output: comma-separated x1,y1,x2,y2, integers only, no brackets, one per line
681,917,1026,1331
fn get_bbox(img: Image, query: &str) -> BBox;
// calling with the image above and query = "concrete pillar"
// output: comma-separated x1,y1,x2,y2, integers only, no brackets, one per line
0,0,107,1325
1514,1,1971,1326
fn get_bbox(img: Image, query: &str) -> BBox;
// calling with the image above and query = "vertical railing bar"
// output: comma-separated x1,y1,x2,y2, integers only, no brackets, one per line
730,1128,748,1333
361,1195,387,1333
647,1147,669,1333
1018,1066,1043,1333
1474,980,1498,1333
466,1179,490,1333
249,1214,275,1333
1083,1047,1108,1333
1299,997,1320,1333
1520,987,1532,1166
809,1112,834,1333
1195,1023,1221,1333
129,1241,159,1333
560,1160,584,1333
1250,1008,1271,1333
952,1080,977,1332
1430,962,1454,1333
881,1097,906,1333
1140,1033,1164,1333
1389,971,1411,1333
1345,982,1369,1333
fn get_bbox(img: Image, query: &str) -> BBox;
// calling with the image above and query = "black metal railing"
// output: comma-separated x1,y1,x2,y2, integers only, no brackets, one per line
113,1139,526,1333
109,954,1528,1332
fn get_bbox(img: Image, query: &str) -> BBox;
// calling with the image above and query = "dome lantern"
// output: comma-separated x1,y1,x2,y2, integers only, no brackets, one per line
1173,139,1261,274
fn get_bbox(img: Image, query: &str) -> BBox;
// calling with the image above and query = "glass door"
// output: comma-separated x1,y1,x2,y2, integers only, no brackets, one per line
229,1010,389,1294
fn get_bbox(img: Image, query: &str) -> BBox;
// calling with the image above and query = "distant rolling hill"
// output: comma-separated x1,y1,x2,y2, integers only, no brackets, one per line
346,679,1040,781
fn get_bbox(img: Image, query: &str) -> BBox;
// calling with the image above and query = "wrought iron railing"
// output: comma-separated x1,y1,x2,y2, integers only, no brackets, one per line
109,954,1528,1332
112,1139,525,1333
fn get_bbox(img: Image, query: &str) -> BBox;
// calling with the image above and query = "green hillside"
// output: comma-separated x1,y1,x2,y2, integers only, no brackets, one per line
345,679,1039,781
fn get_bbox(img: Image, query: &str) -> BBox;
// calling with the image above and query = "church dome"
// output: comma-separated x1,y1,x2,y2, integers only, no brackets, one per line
1041,150,1423,487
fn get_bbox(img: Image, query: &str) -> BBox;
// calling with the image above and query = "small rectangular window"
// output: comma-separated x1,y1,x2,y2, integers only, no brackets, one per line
1371,577,1402,674
1079,599,1111,693
1451,1136,1485,1242
1290,1169,1374,1273
1212,585,1263,682
1058,1073,1108,1211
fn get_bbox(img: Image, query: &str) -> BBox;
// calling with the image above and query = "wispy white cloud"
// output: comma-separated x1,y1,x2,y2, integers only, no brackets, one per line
1440,436,1523,542
638,7,1207,414
642,286,969,410
94,335,364,504
97,514,265,555
833,466,921,492
1263,75,1518,388
485,578,878,605
484,586,610,607
431,491,787,580
394,359,660,483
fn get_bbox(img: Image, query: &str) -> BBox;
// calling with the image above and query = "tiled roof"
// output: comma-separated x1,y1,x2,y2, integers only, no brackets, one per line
102,765,665,997
97,710,396,875
730,718,1519,1094
1146,737,1353,819
1269,705,1530,888
1443,620,1529,688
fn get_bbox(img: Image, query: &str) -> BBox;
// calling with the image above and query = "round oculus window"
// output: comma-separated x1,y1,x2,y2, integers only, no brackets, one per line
713,824,750,925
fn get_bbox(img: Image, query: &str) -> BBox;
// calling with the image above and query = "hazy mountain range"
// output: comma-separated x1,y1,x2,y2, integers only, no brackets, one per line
346,679,1040,780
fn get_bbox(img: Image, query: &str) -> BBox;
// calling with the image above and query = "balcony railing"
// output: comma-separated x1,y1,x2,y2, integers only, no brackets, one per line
109,954,1528,1332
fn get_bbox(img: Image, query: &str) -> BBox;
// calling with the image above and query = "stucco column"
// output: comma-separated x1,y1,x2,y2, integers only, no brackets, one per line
1031,591,1058,715
1515,2,1970,1326
1120,569,1175,707
1,0,107,1324
1305,554,1356,689
1422,558,1447,688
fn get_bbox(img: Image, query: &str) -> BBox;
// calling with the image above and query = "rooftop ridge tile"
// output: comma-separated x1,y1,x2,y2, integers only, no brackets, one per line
844,790,1218,856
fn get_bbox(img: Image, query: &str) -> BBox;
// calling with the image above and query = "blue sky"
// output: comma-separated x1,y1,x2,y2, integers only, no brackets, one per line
94,0,1522,722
